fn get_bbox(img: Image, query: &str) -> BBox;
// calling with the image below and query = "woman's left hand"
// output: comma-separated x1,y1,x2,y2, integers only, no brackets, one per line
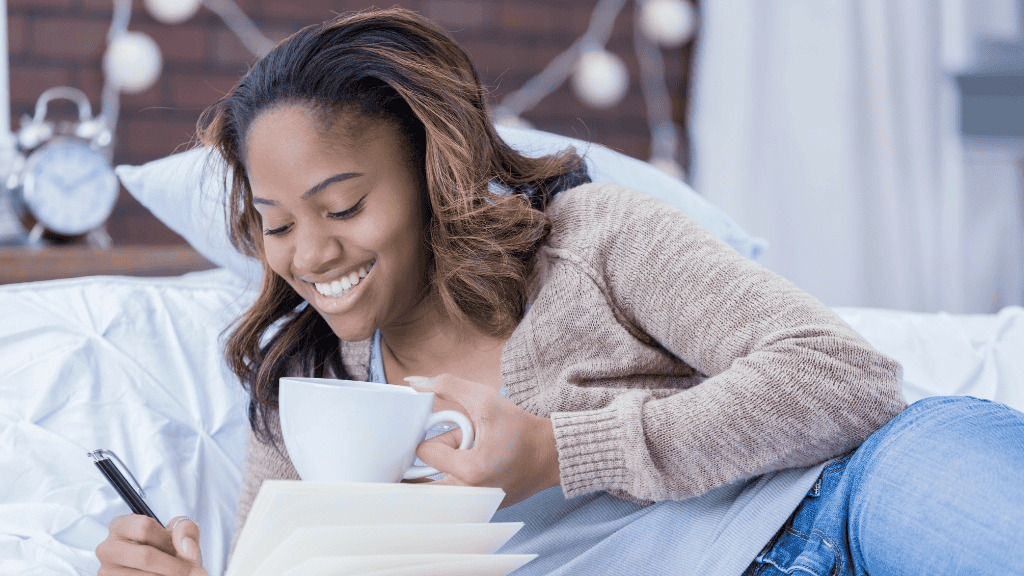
406,374,561,508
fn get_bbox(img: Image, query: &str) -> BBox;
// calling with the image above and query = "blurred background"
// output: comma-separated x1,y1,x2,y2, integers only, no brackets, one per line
2,0,692,240
0,0,1021,316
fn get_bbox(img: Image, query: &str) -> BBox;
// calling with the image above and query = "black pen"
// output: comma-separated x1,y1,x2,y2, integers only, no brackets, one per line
88,449,162,525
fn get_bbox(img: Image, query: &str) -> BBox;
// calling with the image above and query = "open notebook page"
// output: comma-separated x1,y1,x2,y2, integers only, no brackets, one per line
227,481,506,576
252,522,525,576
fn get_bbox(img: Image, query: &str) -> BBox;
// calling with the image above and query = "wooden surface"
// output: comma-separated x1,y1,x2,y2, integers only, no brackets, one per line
0,244,217,285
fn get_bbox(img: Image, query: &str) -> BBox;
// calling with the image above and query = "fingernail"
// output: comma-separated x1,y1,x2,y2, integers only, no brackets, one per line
181,536,193,557
404,376,433,388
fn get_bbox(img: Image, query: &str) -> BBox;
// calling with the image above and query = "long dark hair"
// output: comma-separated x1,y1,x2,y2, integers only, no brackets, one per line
199,7,590,445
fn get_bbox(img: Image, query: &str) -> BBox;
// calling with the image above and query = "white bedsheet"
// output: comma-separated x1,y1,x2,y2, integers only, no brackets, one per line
0,270,1022,575
0,270,253,575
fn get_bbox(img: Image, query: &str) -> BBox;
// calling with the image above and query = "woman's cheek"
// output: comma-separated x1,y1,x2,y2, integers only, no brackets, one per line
264,243,291,279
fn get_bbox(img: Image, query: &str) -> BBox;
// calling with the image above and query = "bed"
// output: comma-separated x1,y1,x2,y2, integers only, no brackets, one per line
1,126,1022,576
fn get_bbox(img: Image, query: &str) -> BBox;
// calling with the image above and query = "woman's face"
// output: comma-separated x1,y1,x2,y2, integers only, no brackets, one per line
245,104,429,342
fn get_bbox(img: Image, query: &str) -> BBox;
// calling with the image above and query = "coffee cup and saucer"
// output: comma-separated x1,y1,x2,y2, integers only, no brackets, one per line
278,377,474,483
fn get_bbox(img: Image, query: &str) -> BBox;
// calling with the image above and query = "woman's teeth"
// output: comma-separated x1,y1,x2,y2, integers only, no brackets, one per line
314,260,375,297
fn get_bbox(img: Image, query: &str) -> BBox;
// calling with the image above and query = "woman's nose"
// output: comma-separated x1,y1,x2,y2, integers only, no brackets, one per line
292,222,343,273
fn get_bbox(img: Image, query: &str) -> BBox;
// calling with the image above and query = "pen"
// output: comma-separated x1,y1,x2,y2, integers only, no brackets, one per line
88,449,162,525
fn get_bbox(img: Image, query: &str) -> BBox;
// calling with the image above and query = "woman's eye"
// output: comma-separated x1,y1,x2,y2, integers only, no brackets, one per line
263,224,291,236
328,199,364,220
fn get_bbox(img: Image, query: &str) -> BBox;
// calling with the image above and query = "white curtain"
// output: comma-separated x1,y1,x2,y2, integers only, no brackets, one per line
691,0,1024,313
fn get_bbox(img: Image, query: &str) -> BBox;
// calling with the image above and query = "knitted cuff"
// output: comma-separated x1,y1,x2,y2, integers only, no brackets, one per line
551,406,632,498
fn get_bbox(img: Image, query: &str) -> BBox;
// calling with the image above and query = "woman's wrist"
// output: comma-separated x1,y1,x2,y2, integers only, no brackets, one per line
532,414,562,492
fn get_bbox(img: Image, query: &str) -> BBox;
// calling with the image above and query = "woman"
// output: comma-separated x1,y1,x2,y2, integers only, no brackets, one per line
96,8,1024,576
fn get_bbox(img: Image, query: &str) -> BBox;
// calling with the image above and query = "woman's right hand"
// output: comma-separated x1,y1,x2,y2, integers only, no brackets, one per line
96,515,207,575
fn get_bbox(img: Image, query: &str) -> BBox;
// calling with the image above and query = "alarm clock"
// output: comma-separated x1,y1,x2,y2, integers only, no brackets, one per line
6,87,118,245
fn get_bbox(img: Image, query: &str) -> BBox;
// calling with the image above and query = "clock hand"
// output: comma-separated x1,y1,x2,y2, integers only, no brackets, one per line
68,165,108,193
57,167,96,195
45,172,69,193
86,165,107,183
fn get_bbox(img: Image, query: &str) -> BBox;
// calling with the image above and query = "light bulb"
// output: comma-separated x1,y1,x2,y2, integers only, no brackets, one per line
572,49,629,109
144,0,203,25
640,0,697,48
103,32,163,94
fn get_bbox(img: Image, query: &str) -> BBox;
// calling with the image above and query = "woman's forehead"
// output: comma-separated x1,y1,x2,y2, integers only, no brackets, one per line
246,105,399,161
245,106,407,200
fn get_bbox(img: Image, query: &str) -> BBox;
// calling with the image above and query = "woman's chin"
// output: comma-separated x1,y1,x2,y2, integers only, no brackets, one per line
322,317,378,343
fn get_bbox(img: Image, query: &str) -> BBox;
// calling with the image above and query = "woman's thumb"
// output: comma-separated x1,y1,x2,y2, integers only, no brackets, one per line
180,535,202,565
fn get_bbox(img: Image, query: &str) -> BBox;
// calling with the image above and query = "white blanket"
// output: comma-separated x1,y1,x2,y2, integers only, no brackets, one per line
1,269,1022,575
0,271,252,575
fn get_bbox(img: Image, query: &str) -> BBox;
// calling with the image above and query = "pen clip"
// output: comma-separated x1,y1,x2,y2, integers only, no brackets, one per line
87,449,147,499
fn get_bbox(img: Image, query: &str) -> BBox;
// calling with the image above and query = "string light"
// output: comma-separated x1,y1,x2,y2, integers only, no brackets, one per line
96,0,698,174
98,0,273,136
498,0,697,178
143,0,203,25
639,0,696,48
102,32,162,94
573,47,630,109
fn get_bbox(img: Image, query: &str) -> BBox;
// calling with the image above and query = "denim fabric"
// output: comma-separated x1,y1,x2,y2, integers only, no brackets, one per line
743,396,1024,576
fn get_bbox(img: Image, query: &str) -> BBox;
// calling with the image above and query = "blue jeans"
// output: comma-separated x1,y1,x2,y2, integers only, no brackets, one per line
743,396,1024,576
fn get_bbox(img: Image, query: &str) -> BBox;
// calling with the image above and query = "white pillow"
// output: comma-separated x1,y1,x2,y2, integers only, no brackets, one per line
496,126,767,259
116,125,766,286
115,147,262,285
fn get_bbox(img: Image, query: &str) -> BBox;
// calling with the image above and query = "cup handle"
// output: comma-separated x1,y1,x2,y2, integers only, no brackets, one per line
402,410,474,480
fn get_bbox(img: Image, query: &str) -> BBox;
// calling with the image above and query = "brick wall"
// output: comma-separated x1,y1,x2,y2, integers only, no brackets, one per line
7,0,693,245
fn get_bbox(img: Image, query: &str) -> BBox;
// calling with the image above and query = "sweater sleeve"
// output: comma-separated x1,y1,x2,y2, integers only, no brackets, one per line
543,184,907,502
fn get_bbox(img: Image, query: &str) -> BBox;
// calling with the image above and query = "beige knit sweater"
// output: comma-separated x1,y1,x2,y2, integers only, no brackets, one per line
228,182,907,556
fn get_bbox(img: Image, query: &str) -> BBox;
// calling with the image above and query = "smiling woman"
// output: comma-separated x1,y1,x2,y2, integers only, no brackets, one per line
92,7,1024,576
198,10,590,451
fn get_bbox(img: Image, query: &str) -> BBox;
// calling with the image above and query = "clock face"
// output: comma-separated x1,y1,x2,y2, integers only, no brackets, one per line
21,139,120,236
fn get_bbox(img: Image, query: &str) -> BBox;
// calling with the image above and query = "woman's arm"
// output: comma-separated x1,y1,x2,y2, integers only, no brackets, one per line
542,184,907,502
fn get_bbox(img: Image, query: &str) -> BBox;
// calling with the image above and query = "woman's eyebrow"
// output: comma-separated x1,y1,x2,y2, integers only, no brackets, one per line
252,172,363,206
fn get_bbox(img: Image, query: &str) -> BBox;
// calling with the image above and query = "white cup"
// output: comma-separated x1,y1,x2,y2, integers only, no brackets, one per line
278,377,474,483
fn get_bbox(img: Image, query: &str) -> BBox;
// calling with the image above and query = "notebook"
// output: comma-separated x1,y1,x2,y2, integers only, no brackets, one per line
225,481,535,576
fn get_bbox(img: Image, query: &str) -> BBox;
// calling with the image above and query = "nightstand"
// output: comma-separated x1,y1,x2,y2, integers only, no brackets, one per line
0,244,216,285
